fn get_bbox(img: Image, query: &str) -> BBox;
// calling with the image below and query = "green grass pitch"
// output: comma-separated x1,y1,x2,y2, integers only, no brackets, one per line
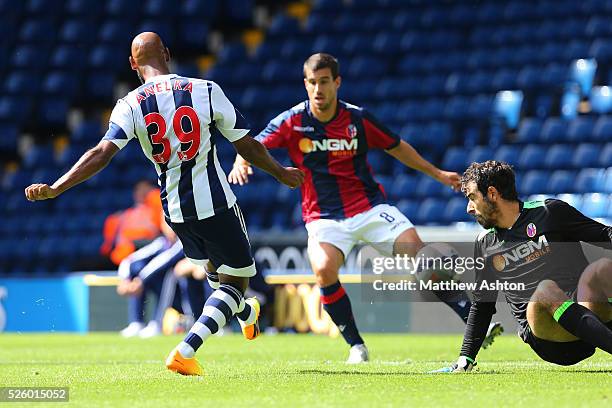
0,333,610,407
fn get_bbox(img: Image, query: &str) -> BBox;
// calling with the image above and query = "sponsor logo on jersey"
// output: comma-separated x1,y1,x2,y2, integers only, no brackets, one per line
293,125,315,132
492,235,551,271
298,137,358,156
526,223,537,238
346,124,358,138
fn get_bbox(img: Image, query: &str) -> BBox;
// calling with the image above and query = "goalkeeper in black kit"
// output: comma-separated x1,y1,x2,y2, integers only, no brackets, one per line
436,161,612,372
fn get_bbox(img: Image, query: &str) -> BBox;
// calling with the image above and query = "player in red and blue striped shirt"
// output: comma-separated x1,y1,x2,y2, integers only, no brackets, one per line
230,53,499,363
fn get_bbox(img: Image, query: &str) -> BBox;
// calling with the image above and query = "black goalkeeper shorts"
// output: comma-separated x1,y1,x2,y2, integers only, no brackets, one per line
523,326,596,366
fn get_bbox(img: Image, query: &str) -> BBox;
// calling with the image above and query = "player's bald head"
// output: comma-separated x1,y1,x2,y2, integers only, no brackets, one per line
130,32,169,66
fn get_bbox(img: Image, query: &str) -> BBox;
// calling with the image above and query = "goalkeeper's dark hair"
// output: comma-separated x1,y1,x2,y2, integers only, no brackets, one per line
461,161,519,201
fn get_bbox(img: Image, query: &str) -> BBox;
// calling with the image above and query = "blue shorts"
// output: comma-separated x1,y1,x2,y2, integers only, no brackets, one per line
167,205,256,277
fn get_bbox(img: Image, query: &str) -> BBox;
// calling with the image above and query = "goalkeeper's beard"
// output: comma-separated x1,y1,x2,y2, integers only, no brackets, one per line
474,198,500,229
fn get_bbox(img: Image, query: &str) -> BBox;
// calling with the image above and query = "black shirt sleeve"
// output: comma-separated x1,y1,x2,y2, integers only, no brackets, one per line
547,199,612,248
458,236,497,360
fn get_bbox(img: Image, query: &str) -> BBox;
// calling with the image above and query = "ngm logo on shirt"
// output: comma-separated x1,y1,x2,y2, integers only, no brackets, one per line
492,235,551,271
298,124,359,156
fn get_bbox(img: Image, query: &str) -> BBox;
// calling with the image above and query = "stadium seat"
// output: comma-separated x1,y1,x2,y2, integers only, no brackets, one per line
566,117,595,143
467,146,494,165
581,193,608,218
515,118,542,144
180,0,219,20
39,98,69,127
65,0,104,16
19,18,55,44
0,96,31,125
441,147,468,172
600,144,612,168
416,198,446,225
522,170,550,195
593,116,612,143
444,196,471,223
539,118,568,144
572,143,601,168
98,20,133,44
415,176,444,198
493,145,521,167
106,0,141,17
389,175,417,201
60,19,96,45
575,168,607,193
144,0,179,17
3,71,40,95
544,144,574,169
547,170,576,194
518,145,547,170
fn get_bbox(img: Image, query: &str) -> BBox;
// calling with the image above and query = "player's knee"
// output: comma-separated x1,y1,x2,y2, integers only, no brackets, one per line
218,274,248,293
313,264,339,287
533,279,562,299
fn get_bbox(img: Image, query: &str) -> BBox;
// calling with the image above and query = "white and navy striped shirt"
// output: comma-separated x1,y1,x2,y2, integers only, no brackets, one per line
102,74,249,223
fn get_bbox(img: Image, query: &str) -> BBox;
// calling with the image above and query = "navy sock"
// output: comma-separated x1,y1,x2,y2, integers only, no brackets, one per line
432,289,472,324
321,281,364,347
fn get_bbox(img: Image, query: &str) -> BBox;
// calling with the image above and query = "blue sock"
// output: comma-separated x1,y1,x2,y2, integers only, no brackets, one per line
128,293,145,324
321,281,364,347
432,289,472,324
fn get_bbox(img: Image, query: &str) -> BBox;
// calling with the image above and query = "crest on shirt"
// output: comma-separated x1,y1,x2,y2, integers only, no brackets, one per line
526,223,537,238
346,124,358,138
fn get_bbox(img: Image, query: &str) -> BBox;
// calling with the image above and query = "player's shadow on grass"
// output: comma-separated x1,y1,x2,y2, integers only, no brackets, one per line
295,369,507,376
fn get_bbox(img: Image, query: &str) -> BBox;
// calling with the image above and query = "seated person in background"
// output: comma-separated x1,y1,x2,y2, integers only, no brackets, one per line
117,218,194,338
101,180,162,266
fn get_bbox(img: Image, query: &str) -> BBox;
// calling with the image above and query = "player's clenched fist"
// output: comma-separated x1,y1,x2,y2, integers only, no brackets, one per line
25,183,59,201
277,167,305,189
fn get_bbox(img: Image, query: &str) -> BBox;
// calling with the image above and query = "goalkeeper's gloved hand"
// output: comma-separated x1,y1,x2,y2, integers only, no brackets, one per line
430,356,476,373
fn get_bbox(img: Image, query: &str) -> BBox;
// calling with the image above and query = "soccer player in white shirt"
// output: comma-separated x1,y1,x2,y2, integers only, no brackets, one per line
25,32,304,376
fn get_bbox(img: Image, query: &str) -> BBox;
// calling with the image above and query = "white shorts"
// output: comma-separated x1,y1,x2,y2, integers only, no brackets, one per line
305,203,414,258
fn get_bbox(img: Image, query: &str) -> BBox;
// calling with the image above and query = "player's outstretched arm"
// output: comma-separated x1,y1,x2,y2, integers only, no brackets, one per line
386,140,461,191
25,140,119,201
232,136,304,188
228,154,253,186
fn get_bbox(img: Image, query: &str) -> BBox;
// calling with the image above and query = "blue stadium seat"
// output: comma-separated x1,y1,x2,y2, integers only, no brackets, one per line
3,71,40,95
515,118,542,144
590,86,612,114
89,45,124,71
348,57,387,78
0,123,19,152
547,170,576,194
23,144,55,169
59,19,96,45
572,143,601,168
593,116,612,143
544,144,573,169
39,98,69,127
518,145,547,170
19,18,55,44
575,168,607,193
11,45,48,69
269,14,300,36
600,144,612,167
42,72,78,99
539,118,568,144
86,72,115,101
605,168,612,194
517,66,542,90
415,176,444,198
26,0,63,15
522,170,550,195
560,83,580,119
98,20,133,44
389,175,417,201
566,117,595,143
0,96,31,124
581,193,608,218
467,146,494,165
179,21,209,50
180,0,219,20
493,145,521,167
106,0,140,17
138,21,174,47
590,39,612,63
144,0,179,17
51,45,86,70
416,198,446,225
444,196,472,223
441,147,468,172
65,0,103,16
